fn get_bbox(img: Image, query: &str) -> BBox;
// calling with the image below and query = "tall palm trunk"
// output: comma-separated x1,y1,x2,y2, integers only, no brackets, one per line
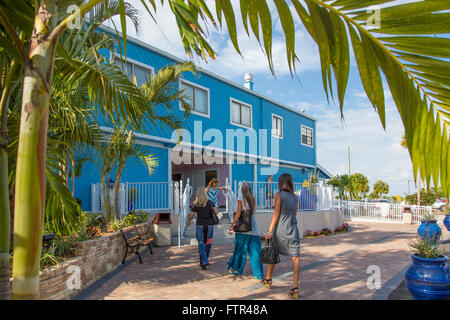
0,58,18,300
11,3,61,300
113,160,126,219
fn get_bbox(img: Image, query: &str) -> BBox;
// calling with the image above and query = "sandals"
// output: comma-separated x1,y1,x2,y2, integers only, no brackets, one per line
260,278,272,289
288,287,299,299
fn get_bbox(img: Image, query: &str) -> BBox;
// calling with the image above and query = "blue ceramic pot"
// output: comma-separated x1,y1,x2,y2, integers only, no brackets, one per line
444,215,450,231
418,220,442,243
405,254,450,300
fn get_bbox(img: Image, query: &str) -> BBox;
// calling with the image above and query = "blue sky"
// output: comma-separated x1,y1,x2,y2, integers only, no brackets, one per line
106,0,417,196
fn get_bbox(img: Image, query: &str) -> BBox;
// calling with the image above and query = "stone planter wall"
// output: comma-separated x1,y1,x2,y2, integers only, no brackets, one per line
38,221,154,300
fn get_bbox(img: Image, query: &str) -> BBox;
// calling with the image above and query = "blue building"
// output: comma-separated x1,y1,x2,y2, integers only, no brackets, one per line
75,26,332,213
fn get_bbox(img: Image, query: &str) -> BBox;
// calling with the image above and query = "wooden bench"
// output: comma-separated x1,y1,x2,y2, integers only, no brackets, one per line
120,226,154,264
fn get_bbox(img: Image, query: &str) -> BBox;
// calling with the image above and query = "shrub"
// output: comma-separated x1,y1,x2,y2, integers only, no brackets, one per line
408,235,444,259
40,236,78,268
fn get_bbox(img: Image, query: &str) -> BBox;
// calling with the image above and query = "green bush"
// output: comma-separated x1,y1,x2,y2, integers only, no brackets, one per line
108,219,128,231
408,236,444,259
40,236,78,268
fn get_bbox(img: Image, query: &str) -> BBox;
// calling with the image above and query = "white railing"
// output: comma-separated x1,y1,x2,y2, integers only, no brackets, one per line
241,181,334,212
91,181,171,214
91,183,126,214
125,181,170,213
222,178,237,221
178,179,192,242
338,200,432,223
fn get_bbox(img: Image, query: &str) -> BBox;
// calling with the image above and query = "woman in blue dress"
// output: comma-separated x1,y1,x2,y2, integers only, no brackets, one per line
206,178,225,215
227,182,264,280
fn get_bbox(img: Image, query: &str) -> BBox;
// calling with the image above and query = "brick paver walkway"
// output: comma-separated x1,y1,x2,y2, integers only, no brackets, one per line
75,222,424,300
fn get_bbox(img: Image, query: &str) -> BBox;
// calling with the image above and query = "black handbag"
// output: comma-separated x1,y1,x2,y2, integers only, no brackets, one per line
233,198,252,232
260,239,280,264
210,203,219,225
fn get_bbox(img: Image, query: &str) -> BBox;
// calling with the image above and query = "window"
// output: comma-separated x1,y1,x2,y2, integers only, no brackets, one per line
301,125,313,147
113,57,153,87
272,114,283,138
230,99,252,128
180,80,209,116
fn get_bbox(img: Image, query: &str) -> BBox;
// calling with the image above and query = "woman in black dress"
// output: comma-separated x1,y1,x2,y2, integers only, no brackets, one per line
186,187,218,270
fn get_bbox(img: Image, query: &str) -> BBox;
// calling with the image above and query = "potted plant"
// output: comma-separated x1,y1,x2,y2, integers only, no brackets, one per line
405,236,450,300
417,212,442,244
443,205,450,231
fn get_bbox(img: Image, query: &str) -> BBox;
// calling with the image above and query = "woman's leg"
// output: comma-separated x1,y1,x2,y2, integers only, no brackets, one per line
291,256,300,289
227,233,249,274
266,263,275,280
196,225,208,266
205,225,214,261
248,235,264,279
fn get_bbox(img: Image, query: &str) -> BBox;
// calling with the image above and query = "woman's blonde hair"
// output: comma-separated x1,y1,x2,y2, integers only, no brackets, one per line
194,187,208,207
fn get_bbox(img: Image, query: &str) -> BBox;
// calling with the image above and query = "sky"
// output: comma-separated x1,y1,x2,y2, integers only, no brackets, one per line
104,0,418,197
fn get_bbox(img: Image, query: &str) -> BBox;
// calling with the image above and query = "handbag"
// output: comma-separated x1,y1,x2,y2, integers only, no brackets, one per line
260,239,280,264
233,198,252,232
210,202,219,225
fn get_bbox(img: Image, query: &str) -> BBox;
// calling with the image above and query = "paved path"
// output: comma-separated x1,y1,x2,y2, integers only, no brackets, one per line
75,222,425,300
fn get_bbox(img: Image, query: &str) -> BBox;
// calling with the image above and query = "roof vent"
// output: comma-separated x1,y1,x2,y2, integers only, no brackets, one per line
244,73,254,90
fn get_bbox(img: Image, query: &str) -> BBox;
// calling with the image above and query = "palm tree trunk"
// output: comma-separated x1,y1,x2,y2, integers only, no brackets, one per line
0,57,18,300
11,3,61,299
70,150,75,196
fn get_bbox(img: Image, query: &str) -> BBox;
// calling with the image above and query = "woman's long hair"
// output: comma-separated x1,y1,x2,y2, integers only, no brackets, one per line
278,173,294,193
194,187,208,207
241,182,255,214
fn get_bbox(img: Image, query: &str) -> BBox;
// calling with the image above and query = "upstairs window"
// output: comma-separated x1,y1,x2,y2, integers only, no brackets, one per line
113,57,153,87
272,114,283,138
180,80,209,117
301,125,313,147
230,99,252,128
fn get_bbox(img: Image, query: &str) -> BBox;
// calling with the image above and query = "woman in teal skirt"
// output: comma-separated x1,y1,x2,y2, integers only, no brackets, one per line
227,183,264,279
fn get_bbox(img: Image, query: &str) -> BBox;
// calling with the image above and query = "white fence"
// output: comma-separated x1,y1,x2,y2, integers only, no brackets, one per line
91,181,174,214
338,200,432,223
240,181,334,211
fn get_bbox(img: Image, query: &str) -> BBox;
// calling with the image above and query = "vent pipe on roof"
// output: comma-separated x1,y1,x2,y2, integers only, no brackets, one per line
243,73,254,90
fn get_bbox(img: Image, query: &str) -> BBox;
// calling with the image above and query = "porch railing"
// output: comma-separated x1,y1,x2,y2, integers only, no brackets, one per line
338,200,432,223
240,181,334,211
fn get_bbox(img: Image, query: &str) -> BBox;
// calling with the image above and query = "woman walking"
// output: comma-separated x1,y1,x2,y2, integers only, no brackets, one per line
227,182,264,280
261,174,301,299
206,178,225,215
186,187,218,270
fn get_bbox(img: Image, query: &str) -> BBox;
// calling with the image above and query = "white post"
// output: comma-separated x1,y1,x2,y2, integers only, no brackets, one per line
120,183,126,215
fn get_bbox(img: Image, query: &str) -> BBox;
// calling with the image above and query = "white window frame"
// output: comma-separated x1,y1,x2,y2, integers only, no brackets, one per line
179,79,210,118
111,53,155,86
301,124,314,148
271,114,283,139
230,98,252,129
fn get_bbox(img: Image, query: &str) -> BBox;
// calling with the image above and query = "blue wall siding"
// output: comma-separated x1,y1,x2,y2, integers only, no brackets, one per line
74,145,169,211
109,39,316,167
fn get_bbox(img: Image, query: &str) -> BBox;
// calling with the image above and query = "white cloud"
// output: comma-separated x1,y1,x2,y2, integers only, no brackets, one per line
301,90,416,196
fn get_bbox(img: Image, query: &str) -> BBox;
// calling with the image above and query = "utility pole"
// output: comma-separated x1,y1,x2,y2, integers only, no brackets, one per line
348,146,351,176
408,179,411,195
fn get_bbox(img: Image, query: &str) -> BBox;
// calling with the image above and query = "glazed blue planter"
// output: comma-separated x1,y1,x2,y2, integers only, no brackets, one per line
444,215,450,231
418,220,442,243
405,254,450,300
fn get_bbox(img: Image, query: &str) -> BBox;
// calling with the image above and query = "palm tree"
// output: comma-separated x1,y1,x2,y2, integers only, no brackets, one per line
349,173,369,200
0,0,449,299
372,180,389,200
